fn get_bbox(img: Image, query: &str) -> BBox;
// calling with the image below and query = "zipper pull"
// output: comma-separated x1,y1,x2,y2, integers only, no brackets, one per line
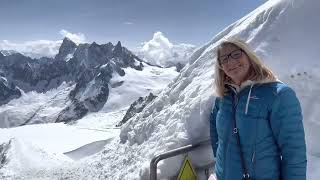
232,93,239,107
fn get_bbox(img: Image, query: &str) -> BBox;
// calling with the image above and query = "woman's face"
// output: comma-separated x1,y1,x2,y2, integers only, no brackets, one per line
218,44,251,85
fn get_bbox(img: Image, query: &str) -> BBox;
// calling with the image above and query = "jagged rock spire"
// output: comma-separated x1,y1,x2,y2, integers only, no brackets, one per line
113,41,123,55
55,37,77,61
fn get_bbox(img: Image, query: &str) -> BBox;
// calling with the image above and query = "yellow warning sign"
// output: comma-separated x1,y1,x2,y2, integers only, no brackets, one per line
176,155,197,180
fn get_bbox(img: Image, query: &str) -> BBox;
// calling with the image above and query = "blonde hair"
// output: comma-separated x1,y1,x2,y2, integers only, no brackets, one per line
214,38,276,97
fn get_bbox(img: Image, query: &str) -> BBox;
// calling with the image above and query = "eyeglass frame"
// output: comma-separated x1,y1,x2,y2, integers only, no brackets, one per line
217,49,245,66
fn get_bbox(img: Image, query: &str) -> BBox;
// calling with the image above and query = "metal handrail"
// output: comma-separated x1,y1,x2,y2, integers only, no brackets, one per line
150,139,213,180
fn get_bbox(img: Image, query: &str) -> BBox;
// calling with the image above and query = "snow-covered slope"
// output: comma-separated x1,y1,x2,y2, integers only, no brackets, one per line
0,123,116,179
106,0,320,179
0,82,74,128
0,38,179,127
103,63,178,113
1,0,320,179
0,62,178,128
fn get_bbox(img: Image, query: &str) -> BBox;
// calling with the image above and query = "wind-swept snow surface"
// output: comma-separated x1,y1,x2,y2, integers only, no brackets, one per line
0,62,178,128
103,62,178,113
0,49,179,179
0,123,116,179
0,82,74,128
1,0,320,179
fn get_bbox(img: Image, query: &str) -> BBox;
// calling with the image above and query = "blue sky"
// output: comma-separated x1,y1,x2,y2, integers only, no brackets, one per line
0,0,268,49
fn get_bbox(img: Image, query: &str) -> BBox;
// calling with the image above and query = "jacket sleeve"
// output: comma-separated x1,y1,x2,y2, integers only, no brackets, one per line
210,98,220,158
270,87,307,180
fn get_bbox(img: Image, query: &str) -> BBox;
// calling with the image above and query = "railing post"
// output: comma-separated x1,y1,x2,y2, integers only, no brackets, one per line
150,156,160,180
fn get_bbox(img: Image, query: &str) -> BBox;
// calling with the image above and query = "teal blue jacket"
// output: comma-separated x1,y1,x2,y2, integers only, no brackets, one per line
210,81,307,180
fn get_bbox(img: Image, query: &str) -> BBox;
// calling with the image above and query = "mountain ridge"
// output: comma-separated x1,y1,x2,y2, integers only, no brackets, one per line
0,38,152,125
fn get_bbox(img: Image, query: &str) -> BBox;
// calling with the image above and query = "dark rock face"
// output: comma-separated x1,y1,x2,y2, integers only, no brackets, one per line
116,93,157,127
0,52,71,92
0,75,21,106
56,100,89,123
0,39,148,125
175,62,184,72
55,37,77,61
0,139,11,169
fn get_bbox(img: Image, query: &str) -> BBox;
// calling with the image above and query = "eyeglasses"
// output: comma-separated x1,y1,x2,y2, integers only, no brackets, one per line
218,49,244,65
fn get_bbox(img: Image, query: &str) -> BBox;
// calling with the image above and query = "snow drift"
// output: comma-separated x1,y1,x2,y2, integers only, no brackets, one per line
116,0,320,179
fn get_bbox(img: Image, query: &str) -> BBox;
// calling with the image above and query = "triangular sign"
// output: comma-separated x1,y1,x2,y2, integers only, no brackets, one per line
176,155,197,180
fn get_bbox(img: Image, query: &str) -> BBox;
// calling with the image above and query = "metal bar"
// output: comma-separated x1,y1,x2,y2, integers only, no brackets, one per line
150,139,212,180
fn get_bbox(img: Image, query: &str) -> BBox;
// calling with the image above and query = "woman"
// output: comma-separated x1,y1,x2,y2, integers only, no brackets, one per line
210,38,307,180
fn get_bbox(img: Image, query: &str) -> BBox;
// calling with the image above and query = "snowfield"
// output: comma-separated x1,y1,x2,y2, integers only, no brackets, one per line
0,82,74,128
1,0,320,179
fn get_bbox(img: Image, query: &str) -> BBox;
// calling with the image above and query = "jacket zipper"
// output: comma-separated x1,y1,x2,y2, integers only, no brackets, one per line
223,92,239,180
251,151,255,163
251,148,256,178
223,86,250,179
251,110,258,178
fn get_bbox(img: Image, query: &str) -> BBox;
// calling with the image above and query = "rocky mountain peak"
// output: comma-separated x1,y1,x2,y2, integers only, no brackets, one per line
90,41,98,47
61,37,77,49
55,37,77,61
115,41,122,48
106,42,113,47
0,39,149,125
113,41,123,54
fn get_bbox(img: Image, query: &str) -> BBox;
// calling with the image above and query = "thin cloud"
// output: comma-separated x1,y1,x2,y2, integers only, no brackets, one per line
123,22,134,25
0,39,61,58
0,30,86,58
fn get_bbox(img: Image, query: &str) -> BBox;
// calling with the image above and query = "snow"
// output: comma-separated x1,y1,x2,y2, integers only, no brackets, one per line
133,58,141,66
103,62,179,112
75,108,127,129
0,123,114,155
0,82,74,128
0,60,178,128
0,138,69,178
63,139,111,160
0,76,9,86
77,79,101,102
0,50,179,179
112,0,320,179
1,0,320,179
0,122,117,179
64,53,74,62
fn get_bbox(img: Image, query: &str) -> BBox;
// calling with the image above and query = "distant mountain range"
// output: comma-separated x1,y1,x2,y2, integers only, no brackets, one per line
0,38,164,125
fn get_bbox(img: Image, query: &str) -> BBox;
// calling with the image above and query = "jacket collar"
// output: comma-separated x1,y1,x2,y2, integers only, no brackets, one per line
225,78,280,115
225,78,280,93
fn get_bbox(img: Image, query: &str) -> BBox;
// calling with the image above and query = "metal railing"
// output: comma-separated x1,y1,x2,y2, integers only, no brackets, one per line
150,139,214,180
